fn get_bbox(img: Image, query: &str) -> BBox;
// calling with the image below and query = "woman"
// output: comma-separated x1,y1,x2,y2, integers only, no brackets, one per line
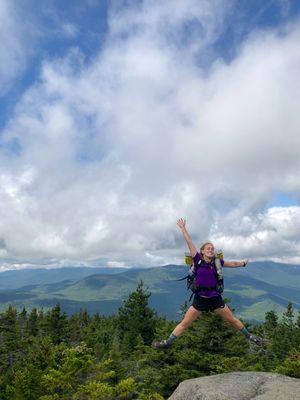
153,218,263,349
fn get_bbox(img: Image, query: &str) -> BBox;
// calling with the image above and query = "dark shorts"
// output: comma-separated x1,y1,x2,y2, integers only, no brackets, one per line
192,294,225,312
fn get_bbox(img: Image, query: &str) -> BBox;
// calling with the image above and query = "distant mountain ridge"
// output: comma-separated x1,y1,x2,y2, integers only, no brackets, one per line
0,267,127,290
0,262,299,322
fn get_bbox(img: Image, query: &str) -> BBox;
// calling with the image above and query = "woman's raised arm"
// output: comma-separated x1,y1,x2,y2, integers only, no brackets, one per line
177,218,197,258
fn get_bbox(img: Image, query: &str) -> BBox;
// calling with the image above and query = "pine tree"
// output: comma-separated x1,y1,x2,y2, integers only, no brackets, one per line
18,307,28,339
117,281,157,352
28,308,39,337
271,303,296,361
282,302,294,328
44,304,68,344
0,306,19,370
40,343,93,399
265,310,278,331
296,311,300,329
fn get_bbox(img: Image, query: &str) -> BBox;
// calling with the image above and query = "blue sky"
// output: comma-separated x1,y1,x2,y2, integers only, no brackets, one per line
0,0,109,128
0,0,300,269
2,0,300,129
215,0,300,61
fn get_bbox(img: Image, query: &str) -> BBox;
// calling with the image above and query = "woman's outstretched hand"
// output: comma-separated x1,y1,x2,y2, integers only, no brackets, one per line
177,218,186,230
177,218,197,256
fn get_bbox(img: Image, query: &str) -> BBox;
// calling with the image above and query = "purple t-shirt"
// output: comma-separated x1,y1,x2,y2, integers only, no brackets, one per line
193,252,224,298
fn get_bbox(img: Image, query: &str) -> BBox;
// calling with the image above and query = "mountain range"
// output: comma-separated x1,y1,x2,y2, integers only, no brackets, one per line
0,261,299,323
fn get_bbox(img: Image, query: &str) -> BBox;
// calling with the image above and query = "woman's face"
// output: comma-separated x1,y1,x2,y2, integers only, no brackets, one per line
201,243,215,259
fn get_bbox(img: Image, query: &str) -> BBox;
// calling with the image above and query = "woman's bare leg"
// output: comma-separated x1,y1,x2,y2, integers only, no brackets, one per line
153,305,201,348
172,305,201,336
214,305,244,330
214,305,263,345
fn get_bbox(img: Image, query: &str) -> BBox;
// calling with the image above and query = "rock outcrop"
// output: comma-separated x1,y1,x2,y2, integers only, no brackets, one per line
168,371,300,400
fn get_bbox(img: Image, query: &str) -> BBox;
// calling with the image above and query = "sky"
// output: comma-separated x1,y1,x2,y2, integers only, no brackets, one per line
0,0,300,271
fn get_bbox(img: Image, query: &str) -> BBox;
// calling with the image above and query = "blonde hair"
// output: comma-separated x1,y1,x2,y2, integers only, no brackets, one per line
200,242,214,256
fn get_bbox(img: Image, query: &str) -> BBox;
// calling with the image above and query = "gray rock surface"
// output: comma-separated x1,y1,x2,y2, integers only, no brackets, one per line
168,371,300,400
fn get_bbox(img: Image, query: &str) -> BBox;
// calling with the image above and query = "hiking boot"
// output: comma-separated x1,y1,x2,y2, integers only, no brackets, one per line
247,334,263,346
152,339,172,349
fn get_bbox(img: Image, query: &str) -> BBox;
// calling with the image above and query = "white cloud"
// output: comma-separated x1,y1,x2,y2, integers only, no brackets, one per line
0,1,300,268
0,0,81,96
0,0,32,94
212,206,300,263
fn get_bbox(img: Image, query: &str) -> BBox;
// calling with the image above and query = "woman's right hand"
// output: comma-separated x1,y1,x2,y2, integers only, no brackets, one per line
177,218,197,256
177,218,186,230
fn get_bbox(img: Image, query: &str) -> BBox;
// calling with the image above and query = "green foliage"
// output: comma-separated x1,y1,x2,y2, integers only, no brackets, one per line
282,302,295,327
264,310,278,332
74,381,115,400
117,280,157,351
0,288,299,399
40,343,93,398
214,356,249,374
138,393,164,400
5,365,43,400
274,350,300,378
27,308,39,336
43,304,69,344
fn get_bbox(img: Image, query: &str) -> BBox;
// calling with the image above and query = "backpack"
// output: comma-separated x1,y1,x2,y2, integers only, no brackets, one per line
178,251,224,301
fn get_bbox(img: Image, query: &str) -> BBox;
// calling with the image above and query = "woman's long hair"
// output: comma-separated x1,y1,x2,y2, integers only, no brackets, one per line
200,242,214,257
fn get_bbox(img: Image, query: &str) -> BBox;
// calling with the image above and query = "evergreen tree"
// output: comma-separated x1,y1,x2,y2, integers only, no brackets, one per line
117,281,157,351
18,307,28,338
0,306,19,370
264,310,278,332
40,343,93,399
1,292,300,399
282,302,294,328
270,303,297,361
296,311,300,329
28,308,39,337
44,304,68,344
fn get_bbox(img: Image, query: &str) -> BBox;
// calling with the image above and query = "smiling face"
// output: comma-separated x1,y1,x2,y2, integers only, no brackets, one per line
200,242,215,260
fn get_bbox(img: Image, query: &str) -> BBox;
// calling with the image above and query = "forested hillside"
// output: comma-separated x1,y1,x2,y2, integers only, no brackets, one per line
0,262,299,322
0,281,299,399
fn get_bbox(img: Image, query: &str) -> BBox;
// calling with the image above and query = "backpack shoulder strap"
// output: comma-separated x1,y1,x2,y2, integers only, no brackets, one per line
194,258,201,272
214,257,223,277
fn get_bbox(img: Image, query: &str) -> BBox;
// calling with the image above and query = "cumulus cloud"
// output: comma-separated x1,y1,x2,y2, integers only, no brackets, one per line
0,0,32,94
0,0,81,96
212,206,300,263
0,0,300,268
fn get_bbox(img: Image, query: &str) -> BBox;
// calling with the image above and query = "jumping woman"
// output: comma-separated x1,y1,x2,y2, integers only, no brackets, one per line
153,218,263,349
